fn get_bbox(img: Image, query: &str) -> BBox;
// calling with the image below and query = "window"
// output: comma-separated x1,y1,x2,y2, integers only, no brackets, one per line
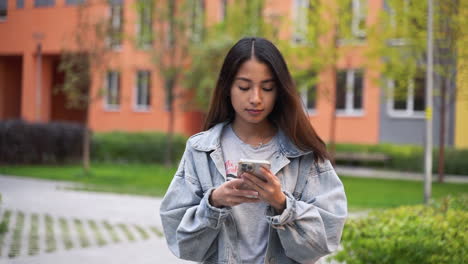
136,0,153,48
0,0,7,20
292,0,309,43
336,69,364,115
220,0,227,21
135,71,151,110
301,84,317,113
66,0,86,5
190,0,205,42
387,73,426,118
34,0,55,7
17,0,24,9
351,0,367,39
108,0,123,49
384,0,410,45
105,71,120,109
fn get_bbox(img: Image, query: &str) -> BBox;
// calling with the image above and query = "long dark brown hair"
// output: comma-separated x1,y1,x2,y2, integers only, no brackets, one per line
204,37,329,162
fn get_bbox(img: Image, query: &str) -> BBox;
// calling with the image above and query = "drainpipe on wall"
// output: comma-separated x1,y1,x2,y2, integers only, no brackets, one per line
33,32,44,122
35,43,42,122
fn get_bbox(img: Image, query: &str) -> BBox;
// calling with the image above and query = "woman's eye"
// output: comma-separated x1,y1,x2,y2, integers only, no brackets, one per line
263,87,274,92
238,86,249,91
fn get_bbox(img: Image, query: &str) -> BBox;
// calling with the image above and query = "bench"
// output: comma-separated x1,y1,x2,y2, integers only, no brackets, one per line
334,152,391,165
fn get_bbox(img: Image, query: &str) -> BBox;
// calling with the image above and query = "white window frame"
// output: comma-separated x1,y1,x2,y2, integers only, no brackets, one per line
219,0,227,21
336,69,364,116
338,0,367,45
0,0,7,21
134,70,151,112
104,71,120,111
65,0,85,5
301,88,317,115
34,0,55,7
17,0,25,9
190,0,204,43
136,0,153,49
384,0,409,46
107,2,123,50
292,0,308,44
351,0,367,39
386,78,425,119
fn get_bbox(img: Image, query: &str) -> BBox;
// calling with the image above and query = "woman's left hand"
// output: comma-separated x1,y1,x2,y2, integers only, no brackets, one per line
240,167,286,214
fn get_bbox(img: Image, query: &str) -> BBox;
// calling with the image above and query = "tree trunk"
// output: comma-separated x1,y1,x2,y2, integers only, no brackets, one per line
329,67,337,166
438,76,448,183
83,106,90,174
329,104,337,166
164,79,175,167
165,108,175,167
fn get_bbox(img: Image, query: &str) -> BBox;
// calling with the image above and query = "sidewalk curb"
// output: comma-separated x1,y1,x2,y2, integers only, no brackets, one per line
336,166,468,183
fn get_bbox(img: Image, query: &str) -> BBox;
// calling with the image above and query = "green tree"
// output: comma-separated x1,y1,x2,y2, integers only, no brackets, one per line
368,0,468,182
57,0,112,173
184,0,277,111
280,0,365,163
143,0,196,166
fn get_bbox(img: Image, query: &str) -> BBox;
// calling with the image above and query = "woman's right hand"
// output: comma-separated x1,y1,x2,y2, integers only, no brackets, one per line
209,179,260,208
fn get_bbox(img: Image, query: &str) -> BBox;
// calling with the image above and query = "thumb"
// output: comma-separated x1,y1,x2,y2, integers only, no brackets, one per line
226,178,244,189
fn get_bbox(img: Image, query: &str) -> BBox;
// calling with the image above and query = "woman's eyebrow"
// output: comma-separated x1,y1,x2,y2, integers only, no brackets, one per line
260,79,275,84
235,77,252,83
235,77,275,84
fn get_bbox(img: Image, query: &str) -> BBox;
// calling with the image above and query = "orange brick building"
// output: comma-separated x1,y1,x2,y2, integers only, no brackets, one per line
0,0,399,145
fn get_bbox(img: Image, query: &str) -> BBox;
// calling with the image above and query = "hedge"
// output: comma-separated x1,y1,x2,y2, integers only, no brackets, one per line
335,143,468,175
91,131,187,164
2,120,467,173
0,120,188,165
0,120,83,164
333,195,468,264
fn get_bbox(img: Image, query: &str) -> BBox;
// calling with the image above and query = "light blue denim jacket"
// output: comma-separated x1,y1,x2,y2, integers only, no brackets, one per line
160,122,347,264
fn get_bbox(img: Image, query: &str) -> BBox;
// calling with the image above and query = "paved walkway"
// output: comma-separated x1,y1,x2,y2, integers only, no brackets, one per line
336,166,468,183
0,175,191,264
0,174,346,264
3,165,462,264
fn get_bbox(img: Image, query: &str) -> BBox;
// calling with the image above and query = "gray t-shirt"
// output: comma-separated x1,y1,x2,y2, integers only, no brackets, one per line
221,124,279,264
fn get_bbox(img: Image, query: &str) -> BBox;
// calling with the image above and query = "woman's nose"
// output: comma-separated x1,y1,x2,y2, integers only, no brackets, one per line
249,87,262,104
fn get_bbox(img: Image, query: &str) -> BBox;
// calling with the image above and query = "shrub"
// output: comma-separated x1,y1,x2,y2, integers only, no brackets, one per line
91,132,187,164
0,120,83,164
333,195,468,264
0,120,188,165
334,143,468,175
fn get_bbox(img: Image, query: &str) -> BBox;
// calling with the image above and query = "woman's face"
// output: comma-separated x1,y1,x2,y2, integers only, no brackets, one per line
230,58,277,127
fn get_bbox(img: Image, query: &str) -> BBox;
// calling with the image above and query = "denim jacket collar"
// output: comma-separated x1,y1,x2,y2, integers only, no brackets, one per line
190,122,312,158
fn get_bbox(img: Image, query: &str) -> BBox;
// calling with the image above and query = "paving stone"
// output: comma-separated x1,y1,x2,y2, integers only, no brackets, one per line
0,174,356,264
0,210,15,258
0,175,191,264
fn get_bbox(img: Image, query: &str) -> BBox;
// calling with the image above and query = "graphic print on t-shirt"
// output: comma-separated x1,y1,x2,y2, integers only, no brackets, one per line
225,160,238,181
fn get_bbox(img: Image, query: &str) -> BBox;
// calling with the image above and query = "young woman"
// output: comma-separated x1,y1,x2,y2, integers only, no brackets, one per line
160,37,347,264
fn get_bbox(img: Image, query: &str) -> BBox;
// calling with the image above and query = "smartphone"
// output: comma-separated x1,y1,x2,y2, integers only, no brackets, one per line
237,159,271,181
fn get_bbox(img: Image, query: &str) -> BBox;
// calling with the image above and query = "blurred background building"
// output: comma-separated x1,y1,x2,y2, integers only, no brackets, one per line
0,0,466,148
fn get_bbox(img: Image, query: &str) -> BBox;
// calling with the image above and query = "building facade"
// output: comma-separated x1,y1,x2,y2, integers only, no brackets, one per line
0,0,205,136
0,0,465,147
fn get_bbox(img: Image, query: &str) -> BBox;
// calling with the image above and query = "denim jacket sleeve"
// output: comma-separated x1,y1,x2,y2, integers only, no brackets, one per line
265,159,347,263
159,144,231,262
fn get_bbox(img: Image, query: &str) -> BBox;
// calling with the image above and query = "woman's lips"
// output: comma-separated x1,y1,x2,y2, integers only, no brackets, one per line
246,109,264,115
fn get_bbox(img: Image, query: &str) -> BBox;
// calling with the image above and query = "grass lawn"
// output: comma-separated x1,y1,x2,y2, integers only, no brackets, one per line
1,163,466,209
340,177,467,209
0,163,177,197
